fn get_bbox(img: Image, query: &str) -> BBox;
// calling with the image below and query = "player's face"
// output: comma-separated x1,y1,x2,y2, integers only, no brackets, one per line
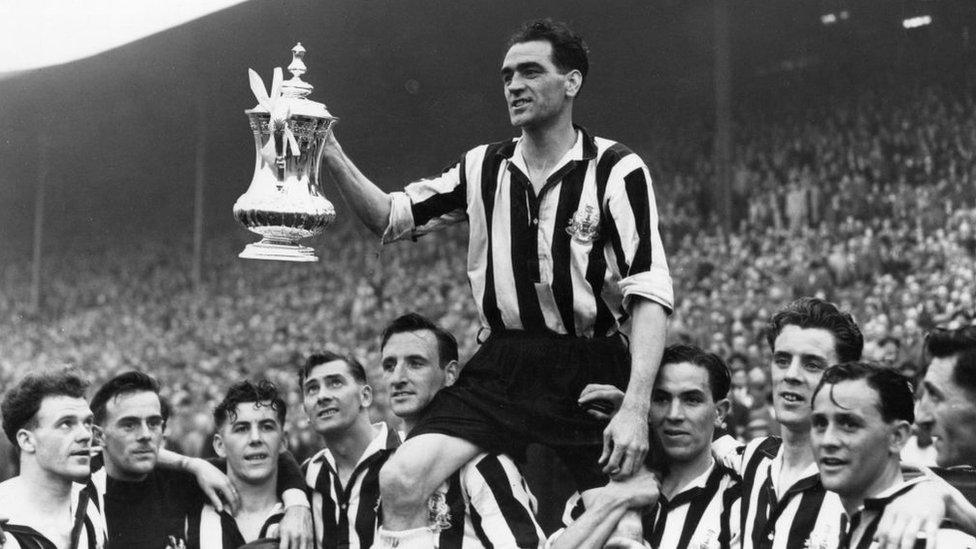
650,362,728,464
770,325,838,431
101,391,164,481
214,402,283,485
302,360,371,436
501,40,576,129
382,330,456,421
24,395,95,482
811,379,906,501
916,355,976,467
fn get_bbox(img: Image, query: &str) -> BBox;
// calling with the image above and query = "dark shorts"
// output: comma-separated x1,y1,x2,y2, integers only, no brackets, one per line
409,330,630,491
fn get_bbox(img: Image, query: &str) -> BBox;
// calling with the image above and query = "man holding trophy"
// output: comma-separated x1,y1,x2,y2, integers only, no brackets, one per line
316,19,673,547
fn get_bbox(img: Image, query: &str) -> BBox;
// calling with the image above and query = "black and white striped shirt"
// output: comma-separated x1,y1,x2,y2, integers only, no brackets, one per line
831,476,976,549
433,453,545,549
556,460,740,549
302,423,401,549
729,436,843,549
0,483,105,549
385,127,673,338
184,502,284,549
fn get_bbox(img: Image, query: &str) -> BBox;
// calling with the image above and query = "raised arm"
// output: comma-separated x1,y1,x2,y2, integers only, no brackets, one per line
320,132,393,237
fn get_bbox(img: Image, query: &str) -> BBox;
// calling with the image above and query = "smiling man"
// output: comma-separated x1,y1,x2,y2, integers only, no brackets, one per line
316,18,672,547
551,345,740,549
916,326,976,467
184,380,290,548
381,312,545,548
299,352,400,549
0,370,106,549
811,362,976,548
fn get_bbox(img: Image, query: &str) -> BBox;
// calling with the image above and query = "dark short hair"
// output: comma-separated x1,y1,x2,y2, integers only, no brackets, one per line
926,326,976,397
813,361,915,423
380,313,459,367
213,380,286,429
766,297,864,363
2,370,89,445
659,344,731,402
298,351,367,387
507,18,589,85
90,371,164,427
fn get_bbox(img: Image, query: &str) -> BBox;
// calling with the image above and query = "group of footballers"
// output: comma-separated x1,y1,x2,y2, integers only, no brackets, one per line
5,15,976,549
4,303,976,549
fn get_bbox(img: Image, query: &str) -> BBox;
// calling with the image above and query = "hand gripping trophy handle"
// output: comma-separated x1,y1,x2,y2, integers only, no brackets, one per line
233,43,338,262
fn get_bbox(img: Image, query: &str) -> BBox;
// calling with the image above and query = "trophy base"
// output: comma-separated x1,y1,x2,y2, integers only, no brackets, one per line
239,241,318,262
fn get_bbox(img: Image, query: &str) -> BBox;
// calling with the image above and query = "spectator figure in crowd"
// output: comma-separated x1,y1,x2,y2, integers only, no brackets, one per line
380,312,545,548
299,352,401,549
810,362,976,548
551,345,741,549
184,380,291,548
877,336,901,370
916,326,976,467
0,370,105,549
89,371,310,549
319,18,671,547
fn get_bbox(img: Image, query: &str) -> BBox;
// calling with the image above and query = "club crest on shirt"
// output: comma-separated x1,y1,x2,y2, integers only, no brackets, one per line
566,205,600,243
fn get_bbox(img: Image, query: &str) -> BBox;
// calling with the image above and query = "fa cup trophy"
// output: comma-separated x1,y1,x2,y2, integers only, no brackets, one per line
233,43,337,261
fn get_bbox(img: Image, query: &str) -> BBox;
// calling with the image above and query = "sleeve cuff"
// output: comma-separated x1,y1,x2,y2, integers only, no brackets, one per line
282,488,311,508
382,192,416,244
619,266,674,314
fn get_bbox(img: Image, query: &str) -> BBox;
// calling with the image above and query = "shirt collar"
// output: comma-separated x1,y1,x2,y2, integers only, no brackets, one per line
664,457,716,501
770,449,822,498
313,421,397,469
496,124,598,163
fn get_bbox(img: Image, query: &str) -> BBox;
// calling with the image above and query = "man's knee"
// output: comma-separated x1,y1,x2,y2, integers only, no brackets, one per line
379,454,427,508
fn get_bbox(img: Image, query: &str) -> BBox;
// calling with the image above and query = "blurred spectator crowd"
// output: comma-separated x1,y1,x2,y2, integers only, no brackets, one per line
1,67,975,479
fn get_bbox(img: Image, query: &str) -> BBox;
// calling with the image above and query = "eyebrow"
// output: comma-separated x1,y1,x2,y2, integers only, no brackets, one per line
774,351,828,362
923,380,944,398
500,61,546,76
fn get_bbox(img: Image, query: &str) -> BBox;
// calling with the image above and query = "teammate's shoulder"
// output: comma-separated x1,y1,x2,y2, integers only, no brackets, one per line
592,137,638,161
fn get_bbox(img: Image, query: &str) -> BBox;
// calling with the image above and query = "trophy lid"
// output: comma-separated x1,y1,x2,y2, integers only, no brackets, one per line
249,42,334,120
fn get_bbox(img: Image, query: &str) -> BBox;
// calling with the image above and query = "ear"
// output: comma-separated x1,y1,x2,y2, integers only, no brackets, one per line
714,398,732,428
360,384,373,409
564,70,583,98
16,429,35,454
444,360,460,387
212,432,227,458
888,420,912,455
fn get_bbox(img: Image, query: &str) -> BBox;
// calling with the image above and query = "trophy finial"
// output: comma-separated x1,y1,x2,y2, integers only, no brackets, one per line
283,42,313,98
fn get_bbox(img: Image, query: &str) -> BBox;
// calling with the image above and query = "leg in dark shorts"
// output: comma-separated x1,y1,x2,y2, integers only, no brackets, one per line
409,330,631,491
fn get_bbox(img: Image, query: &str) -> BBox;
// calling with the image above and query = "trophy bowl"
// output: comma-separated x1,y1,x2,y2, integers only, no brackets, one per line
233,43,337,262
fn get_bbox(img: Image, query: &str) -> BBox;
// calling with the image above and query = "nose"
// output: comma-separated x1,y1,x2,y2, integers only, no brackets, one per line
665,399,684,422
783,356,804,383
137,421,154,441
916,393,934,430
507,74,525,94
818,422,842,449
248,425,262,445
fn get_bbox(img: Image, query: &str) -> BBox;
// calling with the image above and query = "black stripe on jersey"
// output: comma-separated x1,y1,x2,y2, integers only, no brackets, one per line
438,473,466,549
740,437,781,537
623,169,653,275
354,458,383,549
719,477,743,547
786,486,826,548
751,474,775,548
476,457,541,548
587,146,618,336
550,162,587,335
507,169,546,330
412,156,467,227
468,504,493,549
675,466,726,549
313,463,340,547
480,142,505,330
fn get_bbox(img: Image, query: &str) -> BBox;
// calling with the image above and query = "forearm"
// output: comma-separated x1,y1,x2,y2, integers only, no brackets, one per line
946,482,976,536
157,448,194,471
320,138,392,237
622,298,667,413
551,493,633,549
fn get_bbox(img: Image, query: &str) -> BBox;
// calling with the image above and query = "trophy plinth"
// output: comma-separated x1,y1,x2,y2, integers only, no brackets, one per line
233,43,338,262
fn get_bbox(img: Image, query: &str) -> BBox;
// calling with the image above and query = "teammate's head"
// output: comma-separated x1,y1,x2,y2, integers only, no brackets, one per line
90,371,166,481
1,370,93,482
765,297,863,430
650,345,731,465
213,380,285,486
917,326,976,466
380,313,459,428
502,19,587,129
300,351,371,437
811,362,913,507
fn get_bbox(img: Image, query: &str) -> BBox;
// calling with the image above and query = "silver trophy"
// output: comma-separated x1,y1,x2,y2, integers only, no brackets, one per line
233,43,338,261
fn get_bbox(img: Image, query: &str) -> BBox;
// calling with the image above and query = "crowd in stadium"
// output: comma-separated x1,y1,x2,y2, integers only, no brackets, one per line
2,16,976,548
